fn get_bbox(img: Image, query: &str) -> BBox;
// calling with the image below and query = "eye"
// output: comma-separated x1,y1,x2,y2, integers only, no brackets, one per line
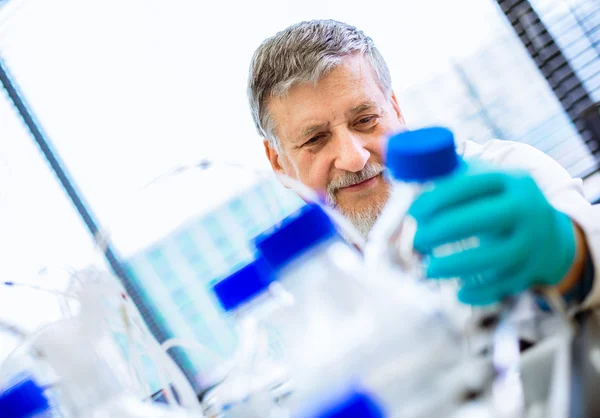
355,115,378,128
303,134,326,147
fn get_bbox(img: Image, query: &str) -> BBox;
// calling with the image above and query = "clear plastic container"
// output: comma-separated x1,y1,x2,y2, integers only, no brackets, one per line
365,127,476,333
204,257,289,417
254,204,478,417
364,127,530,417
366,126,463,279
27,318,198,418
254,204,378,405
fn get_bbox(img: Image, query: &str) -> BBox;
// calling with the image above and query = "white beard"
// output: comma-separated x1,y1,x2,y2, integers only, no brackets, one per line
336,197,388,241
325,163,392,241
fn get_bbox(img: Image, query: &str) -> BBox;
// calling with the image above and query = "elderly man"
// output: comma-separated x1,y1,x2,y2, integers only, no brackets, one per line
247,19,599,307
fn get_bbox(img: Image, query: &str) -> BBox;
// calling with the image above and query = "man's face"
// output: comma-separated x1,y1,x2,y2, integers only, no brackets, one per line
264,54,406,237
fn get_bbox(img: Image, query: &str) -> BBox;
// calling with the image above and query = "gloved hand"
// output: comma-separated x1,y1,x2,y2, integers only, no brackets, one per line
408,170,577,305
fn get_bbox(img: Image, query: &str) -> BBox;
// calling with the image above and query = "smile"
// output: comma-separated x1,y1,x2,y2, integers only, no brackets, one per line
339,173,381,193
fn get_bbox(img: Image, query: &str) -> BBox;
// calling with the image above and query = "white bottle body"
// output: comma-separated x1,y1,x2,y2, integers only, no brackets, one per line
272,237,473,417
203,292,290,418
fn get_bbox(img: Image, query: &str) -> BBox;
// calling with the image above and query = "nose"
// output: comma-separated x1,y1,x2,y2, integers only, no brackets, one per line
333,130,370,173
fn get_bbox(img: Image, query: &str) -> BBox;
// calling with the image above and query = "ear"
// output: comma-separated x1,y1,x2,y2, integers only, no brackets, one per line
264,139,295,190
390,91,405,124
264,139,284,171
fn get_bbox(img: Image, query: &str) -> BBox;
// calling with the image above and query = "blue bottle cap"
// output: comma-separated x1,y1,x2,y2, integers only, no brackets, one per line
254,204,337,272
295,388,385,418
0,377,49,418
212,256,274,312
386,126,458,182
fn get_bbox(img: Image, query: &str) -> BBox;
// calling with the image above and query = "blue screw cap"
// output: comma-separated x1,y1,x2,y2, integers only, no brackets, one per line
386,127,458,183
0,377,50,418
212,256,274,312
295,387,385,418
254,204,337,272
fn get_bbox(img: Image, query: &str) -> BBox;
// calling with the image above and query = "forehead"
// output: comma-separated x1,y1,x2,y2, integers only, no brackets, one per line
267,54,387,143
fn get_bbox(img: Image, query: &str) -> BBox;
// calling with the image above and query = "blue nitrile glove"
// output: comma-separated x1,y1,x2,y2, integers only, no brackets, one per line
409,170,577,306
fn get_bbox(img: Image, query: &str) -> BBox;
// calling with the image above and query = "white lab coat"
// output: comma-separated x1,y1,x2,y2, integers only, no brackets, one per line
458,138,600,309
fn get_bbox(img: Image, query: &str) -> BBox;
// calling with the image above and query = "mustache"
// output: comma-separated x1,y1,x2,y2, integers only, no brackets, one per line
327,163,388,195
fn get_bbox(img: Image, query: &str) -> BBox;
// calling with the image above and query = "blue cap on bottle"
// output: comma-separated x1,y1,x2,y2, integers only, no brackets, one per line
295,388,385,418
254,204,337,272
212,256,274,312
386,127,458,183
0,377,50,418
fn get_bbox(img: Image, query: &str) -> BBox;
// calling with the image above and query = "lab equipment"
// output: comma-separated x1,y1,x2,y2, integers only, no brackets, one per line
365,128,535,350
101,159,309,390
254,204,488,417
0,267,205,417
370,127,577,306
364,126,490,355
28,318,198,418
72,268,202,411
203,257,289,417
294,387,385,418
0,124,591,418
254,203,377,406
366,126,463,279
0,377,54,418
364,126,473,332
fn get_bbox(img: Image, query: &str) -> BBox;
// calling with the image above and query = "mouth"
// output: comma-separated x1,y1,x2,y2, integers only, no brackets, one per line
339,173,381,193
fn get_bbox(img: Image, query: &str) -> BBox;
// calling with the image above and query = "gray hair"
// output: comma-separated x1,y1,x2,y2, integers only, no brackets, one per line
248,19,392,148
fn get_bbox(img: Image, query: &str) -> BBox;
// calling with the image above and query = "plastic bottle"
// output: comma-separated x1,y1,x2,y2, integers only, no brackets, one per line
253,204,479,417
253,204,379,404
294,387,385,418
365,127,531,354
0,377,54,418
29,319,198,418
204,257,289,417
366,126,463,279
364,126,480,334
364,127,519,416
